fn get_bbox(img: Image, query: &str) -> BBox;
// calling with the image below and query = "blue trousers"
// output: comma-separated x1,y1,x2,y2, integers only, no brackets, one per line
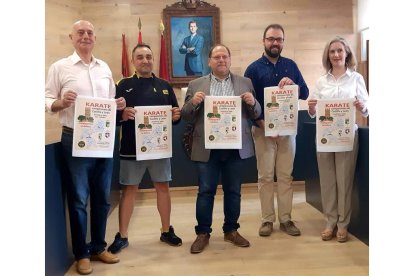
61,132,112,260
194,150,244,234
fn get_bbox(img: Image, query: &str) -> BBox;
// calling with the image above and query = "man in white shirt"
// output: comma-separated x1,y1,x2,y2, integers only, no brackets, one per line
45,20,125,275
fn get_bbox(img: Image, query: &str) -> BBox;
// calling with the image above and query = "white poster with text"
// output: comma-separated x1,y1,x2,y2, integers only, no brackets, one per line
316,98,355,152
72,96,116,157
264,85,299,136
204,96,242,149
134,105,172,160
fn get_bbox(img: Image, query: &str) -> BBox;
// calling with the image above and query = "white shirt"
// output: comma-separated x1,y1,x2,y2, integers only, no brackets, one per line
309,68,369,118
45,51,116,128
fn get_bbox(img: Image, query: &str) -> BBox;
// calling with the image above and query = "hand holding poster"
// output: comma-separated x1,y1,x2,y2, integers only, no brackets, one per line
72,96,117,158
263,85,298,136
134,105,172,160
316,98,355,152
204,96,242,149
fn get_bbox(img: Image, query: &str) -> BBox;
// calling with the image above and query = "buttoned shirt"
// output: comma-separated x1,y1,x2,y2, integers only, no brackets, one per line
244,55,309,121
45,51,116,128
309,68,369,118
210,73,234,96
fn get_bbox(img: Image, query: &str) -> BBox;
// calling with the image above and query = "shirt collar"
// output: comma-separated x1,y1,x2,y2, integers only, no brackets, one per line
210,72,231,82
134,72,156,79
70,51,99,65
327,68,352,79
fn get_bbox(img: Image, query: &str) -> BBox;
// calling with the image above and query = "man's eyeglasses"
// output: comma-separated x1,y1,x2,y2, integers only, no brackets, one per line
265,37,284,44
211,55,229,61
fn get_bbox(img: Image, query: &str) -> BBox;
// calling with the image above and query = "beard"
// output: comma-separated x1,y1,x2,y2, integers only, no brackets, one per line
265,45,283,58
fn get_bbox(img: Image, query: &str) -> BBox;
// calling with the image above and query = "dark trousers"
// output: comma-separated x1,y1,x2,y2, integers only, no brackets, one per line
61,132,112,260
194,150,244,234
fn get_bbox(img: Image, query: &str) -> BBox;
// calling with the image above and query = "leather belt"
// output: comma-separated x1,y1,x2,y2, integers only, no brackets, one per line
62,126,73,134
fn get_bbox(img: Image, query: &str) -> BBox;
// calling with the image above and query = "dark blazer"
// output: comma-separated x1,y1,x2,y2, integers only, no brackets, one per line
179,34,204,74
181,73,262,162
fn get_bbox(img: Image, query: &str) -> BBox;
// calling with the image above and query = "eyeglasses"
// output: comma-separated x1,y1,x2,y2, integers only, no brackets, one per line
211,55,229,61
265,37,284,44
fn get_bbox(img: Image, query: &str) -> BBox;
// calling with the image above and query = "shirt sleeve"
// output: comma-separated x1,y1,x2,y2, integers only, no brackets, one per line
356,74,369,117
45,63,61,113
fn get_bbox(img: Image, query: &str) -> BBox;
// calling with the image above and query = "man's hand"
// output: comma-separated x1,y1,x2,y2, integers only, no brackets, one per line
51,90,77,112
278,77,294,88
191,91,205,106
122,107,136,121
240,92,255,106
115,97,126,110
308,99,317,116
62,90,77,108
171,107,181,122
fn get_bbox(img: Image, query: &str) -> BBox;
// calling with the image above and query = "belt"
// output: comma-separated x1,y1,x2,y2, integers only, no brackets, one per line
62,126,73,134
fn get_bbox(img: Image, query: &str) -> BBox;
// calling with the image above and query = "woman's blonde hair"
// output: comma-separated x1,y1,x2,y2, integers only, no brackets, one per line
322,36,357,72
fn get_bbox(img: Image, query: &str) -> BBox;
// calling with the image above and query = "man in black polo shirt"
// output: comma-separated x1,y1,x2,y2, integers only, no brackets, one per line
108,44,182,253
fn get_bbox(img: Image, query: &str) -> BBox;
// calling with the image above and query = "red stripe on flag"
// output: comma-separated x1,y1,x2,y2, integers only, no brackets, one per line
159,34,169,81
138,31,142,44
121,34,130,78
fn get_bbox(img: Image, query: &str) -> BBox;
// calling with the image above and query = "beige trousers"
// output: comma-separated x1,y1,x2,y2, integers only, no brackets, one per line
317,132,359,229
252,126,295,223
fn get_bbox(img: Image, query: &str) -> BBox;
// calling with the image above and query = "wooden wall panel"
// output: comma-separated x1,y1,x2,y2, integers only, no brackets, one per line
45,0,358,144
45,0,82,144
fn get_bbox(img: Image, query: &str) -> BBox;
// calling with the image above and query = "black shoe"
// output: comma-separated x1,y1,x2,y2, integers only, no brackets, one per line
107,232,129,254
160,226,182,246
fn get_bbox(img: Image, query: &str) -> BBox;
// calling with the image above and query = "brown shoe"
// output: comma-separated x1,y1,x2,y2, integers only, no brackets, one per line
76,258,92,275
190,233,210,254
224,231,250,247
321,226,337,241
280,221,301,236
258,222,273,236
336,228,348,243
91,250,120,264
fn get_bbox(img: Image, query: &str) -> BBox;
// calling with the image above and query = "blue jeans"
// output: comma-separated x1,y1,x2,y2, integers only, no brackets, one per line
194,150,244,234
61,132,112,260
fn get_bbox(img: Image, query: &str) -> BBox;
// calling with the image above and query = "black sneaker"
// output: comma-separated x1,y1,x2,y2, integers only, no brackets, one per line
160,226,182,246
107,232,129,254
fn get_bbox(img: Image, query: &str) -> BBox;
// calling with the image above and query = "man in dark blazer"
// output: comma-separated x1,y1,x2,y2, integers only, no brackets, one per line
181,44,262,254
179,20,204,76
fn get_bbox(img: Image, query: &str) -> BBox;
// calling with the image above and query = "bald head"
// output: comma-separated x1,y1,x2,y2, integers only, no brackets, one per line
72,20,94,32
69,20,96,55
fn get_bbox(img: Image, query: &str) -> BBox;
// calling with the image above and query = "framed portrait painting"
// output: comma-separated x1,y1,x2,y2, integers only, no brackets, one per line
163,1,220,87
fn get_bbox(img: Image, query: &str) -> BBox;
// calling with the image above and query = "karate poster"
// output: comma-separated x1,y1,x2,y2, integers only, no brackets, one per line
263,85,299,136
316,98,355,152
134,105,172,160
204,96,242,149
72,96,116,157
